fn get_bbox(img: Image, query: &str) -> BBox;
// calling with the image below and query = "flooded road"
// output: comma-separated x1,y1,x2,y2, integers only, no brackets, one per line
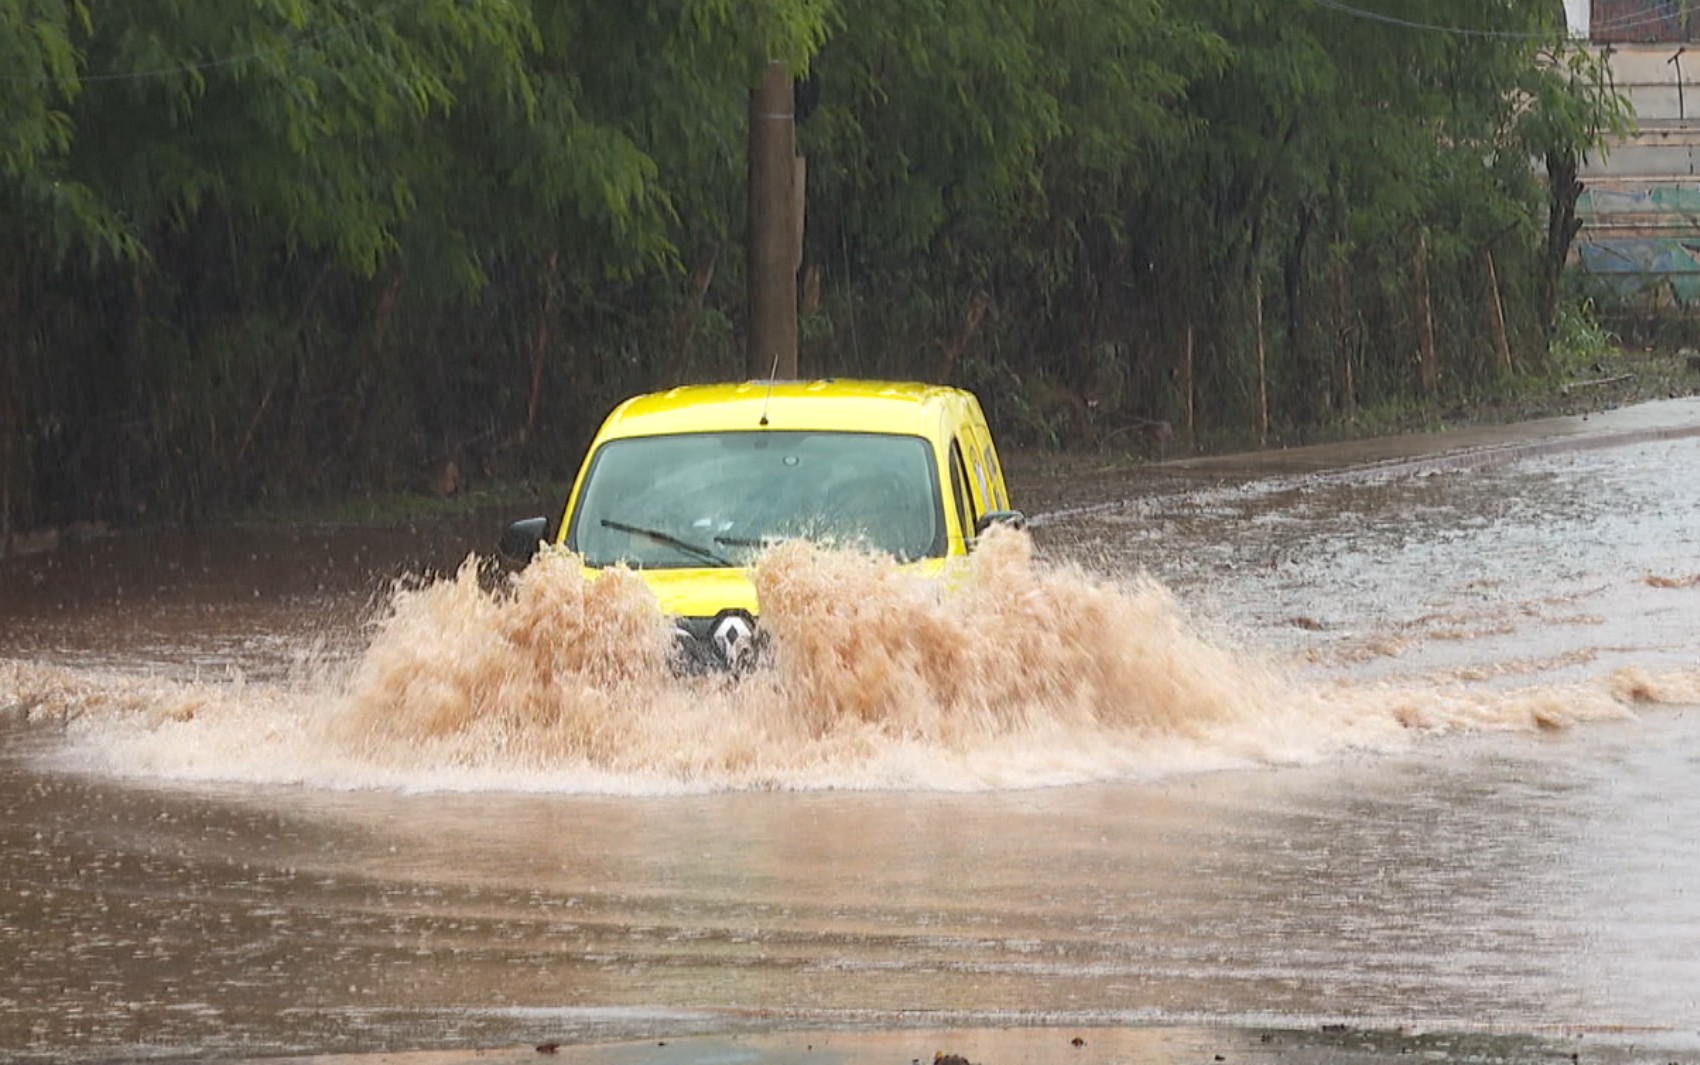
2,400,1699,1063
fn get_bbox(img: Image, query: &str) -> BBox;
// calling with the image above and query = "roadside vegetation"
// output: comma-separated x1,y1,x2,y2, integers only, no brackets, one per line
0,0,1642,534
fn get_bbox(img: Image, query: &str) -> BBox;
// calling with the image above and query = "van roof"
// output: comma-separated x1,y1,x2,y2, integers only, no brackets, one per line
595,379,979,440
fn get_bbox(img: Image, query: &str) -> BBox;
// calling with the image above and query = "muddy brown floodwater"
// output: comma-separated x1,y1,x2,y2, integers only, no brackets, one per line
2,399,1700,1065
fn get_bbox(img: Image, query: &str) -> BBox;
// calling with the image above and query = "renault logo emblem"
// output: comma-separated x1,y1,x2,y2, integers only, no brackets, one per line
710,613,755,662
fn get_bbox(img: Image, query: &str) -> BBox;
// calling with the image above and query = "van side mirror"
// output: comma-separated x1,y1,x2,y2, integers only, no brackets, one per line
499,516,550,564
974,510,1027,537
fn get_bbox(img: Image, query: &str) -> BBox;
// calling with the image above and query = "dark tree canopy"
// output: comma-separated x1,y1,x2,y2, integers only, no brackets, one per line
0,0,1627,529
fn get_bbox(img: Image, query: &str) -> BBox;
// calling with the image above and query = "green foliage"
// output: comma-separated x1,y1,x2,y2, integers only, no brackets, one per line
0,0,1637,529
1549,298,1619,371
0,1,83,175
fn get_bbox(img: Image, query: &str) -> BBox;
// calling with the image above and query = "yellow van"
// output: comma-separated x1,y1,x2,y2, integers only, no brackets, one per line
501,379,1022,670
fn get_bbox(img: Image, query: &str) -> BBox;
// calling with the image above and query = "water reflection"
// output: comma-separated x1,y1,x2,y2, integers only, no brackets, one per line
7,715,1699,1058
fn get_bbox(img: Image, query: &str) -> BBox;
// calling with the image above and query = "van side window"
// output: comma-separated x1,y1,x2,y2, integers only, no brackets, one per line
948,440,975,542
984,444,1005,510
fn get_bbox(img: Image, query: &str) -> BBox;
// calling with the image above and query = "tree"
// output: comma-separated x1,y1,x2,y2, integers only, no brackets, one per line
0,0,1637,529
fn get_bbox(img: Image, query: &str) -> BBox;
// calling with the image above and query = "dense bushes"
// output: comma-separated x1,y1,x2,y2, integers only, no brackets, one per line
0,0,1625,530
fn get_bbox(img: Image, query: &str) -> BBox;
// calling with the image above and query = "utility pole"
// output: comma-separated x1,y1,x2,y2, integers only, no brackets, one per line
747,59,799,380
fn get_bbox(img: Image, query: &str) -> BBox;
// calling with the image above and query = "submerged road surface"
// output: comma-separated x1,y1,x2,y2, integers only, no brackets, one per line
2,399,1699,1064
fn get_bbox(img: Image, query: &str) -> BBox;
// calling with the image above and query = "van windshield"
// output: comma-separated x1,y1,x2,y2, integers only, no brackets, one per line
567,431,944,568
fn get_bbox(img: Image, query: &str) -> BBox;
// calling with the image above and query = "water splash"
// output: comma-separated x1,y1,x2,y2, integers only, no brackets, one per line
3,529,1687,793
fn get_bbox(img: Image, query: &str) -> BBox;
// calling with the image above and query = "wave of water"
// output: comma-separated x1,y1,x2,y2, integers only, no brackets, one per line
3,529,1691,794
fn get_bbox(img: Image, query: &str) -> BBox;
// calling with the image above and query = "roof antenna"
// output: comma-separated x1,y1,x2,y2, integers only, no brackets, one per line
758,350,779,426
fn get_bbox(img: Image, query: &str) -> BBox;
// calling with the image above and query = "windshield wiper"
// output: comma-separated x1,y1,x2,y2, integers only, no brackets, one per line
600,518,734,568
714,533,785,548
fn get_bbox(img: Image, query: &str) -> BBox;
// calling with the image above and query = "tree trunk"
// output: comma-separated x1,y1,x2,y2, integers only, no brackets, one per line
665,243,722,383
1284,204,1315,419
1542,149,1584,353
934,290,991,383
524,251,560,443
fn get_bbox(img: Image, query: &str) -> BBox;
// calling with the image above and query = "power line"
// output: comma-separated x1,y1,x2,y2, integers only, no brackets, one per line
1310,0,1570,40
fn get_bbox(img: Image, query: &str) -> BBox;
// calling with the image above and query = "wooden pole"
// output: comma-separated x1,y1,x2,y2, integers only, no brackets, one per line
1343,340,1356,419
1483,247,1514,374
1183,324,1196,449
0,350,12,545
1332,258,1357,420
0,273,14,544
747,60,798,380
1414,230,1439,395
1253,276,1269,445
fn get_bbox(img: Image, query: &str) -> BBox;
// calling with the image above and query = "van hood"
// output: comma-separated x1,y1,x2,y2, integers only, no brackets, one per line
623,566,762,620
